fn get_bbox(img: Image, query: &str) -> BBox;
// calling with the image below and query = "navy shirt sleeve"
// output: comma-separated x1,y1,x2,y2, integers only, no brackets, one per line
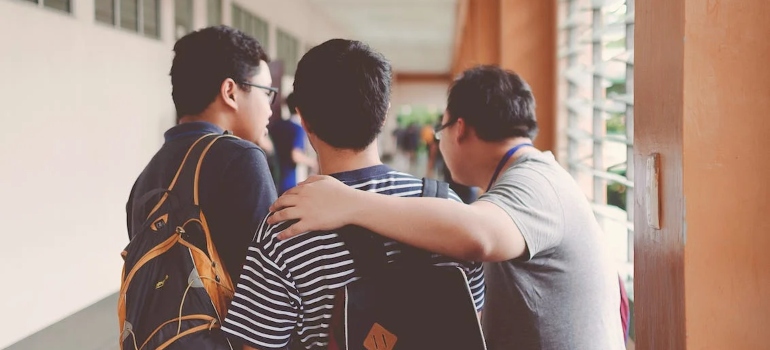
206,146,278,280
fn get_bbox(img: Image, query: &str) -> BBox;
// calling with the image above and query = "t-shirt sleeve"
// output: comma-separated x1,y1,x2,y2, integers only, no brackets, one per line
222,237,300,349
477,168,564,260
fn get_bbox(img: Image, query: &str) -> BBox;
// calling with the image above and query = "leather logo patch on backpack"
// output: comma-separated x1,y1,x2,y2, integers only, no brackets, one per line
363,323,397,350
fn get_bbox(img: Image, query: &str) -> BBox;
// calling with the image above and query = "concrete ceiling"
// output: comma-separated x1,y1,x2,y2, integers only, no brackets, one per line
307,0,459,74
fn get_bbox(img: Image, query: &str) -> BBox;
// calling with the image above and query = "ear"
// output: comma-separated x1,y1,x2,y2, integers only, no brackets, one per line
221,78,239,111
455,117,470,144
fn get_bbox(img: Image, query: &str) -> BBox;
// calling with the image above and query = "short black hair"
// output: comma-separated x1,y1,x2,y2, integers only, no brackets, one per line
286,92,298,115
446,65,537,141
170,25,269,120
292,39,391,151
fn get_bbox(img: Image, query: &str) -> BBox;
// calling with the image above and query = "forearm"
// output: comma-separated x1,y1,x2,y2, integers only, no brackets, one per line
347,191,489,261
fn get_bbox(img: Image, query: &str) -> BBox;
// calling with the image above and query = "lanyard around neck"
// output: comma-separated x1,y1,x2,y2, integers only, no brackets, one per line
486,143,534,192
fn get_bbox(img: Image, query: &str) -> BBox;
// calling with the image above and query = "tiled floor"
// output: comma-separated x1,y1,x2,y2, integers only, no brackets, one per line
6,293,118,350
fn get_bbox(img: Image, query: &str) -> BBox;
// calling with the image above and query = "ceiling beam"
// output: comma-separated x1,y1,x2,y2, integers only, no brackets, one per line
393,72,453,83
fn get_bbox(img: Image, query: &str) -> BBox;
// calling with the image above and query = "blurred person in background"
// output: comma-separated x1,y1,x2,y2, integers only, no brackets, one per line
269,92,317,194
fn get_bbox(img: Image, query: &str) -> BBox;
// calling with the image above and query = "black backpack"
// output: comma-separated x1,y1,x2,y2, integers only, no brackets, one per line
327,178,487,350
119,134,236,350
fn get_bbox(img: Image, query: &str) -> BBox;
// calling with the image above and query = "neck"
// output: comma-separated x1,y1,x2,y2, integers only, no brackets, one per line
467,138,536,189
315,143,383,175
178,111,230,130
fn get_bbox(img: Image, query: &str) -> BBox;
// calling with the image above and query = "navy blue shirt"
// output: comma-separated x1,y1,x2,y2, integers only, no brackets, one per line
126,122,277,280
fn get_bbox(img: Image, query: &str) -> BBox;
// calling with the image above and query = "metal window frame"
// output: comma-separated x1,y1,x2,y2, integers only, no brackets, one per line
118,0,140,33
93,0,160,39
231,4,269,48
19,0,72,13
207,0,222,26
142,0,161,39
561,0,635,266
174,0,194,39
276,28,300,76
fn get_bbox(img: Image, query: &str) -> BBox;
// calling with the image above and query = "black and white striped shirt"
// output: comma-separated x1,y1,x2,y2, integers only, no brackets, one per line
222,165,485,350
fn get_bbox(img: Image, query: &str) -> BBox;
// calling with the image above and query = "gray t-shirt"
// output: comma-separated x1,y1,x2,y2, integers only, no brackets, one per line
478,151,625,350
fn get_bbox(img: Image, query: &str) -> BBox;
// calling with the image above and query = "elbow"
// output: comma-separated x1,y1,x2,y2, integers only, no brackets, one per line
462,248,484,262
456,226,495,262
465,239,495,262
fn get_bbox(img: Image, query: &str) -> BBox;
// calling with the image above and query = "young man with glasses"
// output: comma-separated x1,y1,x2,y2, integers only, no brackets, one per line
126,26,277,291
268,66,626,350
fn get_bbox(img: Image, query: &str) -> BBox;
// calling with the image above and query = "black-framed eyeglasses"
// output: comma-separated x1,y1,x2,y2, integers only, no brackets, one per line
239,81,278,104
434,119,457,140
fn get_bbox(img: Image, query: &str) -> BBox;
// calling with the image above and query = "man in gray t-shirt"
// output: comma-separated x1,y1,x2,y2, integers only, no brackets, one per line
268,65,626,350
479,151,624,349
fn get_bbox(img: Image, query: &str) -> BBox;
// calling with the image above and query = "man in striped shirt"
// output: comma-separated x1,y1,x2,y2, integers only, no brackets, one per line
221,39,485,350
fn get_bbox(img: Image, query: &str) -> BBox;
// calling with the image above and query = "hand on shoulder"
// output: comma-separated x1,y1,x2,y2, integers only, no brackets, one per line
268,176,362,239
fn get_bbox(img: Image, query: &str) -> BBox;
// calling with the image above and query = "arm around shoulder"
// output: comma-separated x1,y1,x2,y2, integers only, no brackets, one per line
346,190,527,262
268,176,528,262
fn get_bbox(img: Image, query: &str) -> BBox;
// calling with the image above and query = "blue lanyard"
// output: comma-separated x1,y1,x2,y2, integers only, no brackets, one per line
487,143,534,191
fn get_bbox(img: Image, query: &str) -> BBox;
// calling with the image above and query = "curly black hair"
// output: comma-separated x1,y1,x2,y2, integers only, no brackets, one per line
170,25,269,120
292,39,391,151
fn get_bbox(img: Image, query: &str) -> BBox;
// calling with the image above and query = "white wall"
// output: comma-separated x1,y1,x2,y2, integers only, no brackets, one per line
0,0,345,347
0,1,174,347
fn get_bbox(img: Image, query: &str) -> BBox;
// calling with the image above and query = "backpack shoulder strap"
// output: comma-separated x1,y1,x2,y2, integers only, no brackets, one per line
341,178,452,274
144,134,215,220
338,225,388,277
421,177,450,199
393,178,452,266
170,133,235,208
188,134,238,207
